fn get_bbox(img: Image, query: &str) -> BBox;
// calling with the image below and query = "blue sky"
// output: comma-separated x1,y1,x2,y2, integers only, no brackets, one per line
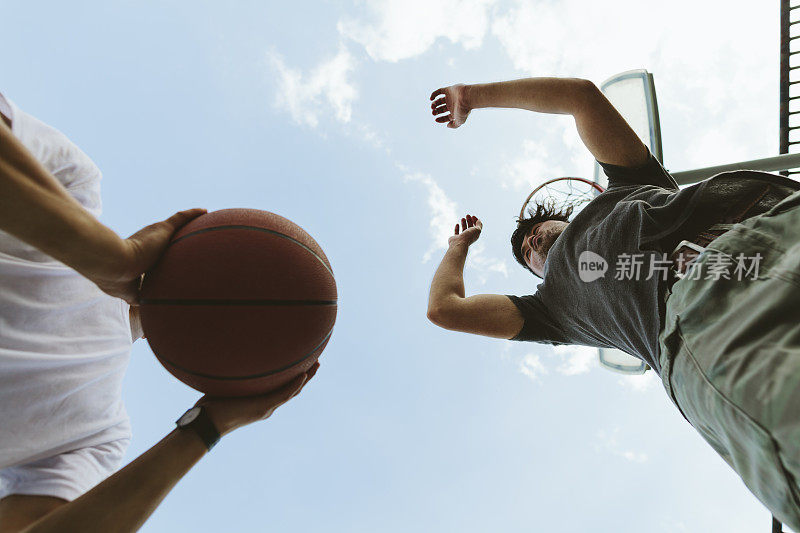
1,1,787,531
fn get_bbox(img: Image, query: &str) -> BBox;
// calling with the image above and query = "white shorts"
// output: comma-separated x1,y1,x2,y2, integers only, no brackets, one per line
0,438,130,502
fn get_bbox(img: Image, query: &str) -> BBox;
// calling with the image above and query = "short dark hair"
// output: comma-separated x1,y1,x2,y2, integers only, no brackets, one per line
510,201,574,277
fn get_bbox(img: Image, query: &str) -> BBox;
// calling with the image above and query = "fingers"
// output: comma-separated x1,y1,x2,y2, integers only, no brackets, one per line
430,88,445,100
290,362,320,399
435,115,452,124
432,104,448,116
191,362,321,433
431,97,446,109
455,215,481,230
256,375,307,420
307,361,320,380
163,208,208,231
281,373,308,401
123,279,141,306
272,360,320,404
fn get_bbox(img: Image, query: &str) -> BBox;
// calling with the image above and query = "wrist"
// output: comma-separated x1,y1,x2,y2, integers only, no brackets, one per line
78,234,133,285
461,84,475,111
176,405,223,451
448,240,470,252
202,402,238,437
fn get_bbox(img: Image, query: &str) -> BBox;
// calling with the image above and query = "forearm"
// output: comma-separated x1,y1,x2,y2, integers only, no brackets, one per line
465,77,593,116
428,243,469,313
24,428,208,533
0,119,78,202
0,120,127,279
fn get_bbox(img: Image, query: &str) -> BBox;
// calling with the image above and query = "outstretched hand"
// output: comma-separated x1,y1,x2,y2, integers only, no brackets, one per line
196,362,320,437
449,214,482,248
430,84,471,129
91,208,207,305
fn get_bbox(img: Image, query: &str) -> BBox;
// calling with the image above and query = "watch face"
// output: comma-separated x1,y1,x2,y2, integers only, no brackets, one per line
178,406,201,426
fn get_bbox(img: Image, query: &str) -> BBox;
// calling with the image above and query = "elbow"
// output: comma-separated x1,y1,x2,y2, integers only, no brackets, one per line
575,78,600,104
568,78,601,117
427,304,444,326
576,77,597,91
426,303,452,328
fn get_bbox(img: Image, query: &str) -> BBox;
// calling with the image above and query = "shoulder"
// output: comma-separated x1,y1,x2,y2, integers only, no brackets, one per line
506,293,569,344
599,147,678,191
11,100,103,215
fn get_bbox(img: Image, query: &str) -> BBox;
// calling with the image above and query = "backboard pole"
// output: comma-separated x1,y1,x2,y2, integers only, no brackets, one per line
671,152,800,185
772,3,791,532
780,0,790,165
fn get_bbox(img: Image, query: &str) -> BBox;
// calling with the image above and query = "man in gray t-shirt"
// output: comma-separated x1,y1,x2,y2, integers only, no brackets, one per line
426,77,798,375
427,76,800,530
426,76,672,364
508,154,797,374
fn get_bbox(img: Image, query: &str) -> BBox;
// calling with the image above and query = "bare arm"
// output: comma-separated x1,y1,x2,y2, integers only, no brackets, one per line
0,118,126,275
467,77,594,115
426,215,523,339
0,118,205,303
430,77,648,167
21,428,209,533
20,368,317,533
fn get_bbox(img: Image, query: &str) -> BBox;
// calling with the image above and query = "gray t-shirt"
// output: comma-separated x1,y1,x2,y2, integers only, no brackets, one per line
507,151,799,374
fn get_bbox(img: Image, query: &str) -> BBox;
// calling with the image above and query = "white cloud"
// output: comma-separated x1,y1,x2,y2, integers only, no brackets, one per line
490,0,775,171
658,519,688,532
491,0,657,79
353,122,389,152
402,168,508,284
519,353,548,382
502,139,563,191
402,170,459,263
267,46,358,128
501,119,597,193
338,0,498,63
553,344,596,376
596,427,648,463
467,241,509,283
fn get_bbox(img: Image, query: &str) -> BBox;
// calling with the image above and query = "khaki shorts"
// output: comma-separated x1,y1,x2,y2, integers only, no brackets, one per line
658,189,800,530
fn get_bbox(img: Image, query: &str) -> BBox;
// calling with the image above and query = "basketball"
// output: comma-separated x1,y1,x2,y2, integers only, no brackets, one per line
139,208,337,397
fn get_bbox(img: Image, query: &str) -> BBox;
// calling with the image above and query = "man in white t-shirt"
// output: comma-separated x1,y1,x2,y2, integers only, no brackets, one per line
0,96,317,533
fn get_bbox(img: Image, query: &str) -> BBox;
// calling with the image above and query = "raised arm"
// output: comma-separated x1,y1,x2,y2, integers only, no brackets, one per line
430,77,648,168
426,215,523,339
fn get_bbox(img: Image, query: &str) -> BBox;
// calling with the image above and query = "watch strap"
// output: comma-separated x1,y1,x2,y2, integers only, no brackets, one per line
177,406,221,451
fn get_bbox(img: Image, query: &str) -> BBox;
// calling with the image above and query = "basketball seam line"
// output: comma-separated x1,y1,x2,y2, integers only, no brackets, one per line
153,327,334,381
140,299,337,306
171,225,334,276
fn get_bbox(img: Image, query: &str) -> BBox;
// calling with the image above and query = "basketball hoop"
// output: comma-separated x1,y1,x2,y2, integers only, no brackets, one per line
519,177,605,220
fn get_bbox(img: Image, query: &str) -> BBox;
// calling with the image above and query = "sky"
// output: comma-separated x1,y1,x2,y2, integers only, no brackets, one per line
0,1,791,532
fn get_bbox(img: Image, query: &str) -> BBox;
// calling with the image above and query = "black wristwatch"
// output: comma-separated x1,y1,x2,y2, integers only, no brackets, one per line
176,406,221,451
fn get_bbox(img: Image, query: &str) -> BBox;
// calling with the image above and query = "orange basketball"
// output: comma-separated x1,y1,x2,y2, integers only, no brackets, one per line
139,209,337,396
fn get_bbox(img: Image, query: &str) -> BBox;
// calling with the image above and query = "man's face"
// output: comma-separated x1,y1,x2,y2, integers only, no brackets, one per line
521,220,569,277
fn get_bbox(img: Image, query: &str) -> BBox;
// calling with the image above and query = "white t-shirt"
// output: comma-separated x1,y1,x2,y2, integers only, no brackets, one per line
0,95,132,469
